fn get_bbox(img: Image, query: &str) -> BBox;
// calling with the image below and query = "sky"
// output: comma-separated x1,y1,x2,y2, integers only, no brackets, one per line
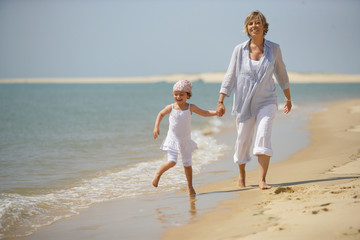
0,0,359,79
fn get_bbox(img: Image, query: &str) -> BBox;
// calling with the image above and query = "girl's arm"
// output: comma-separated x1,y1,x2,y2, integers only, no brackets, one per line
153,105,172,139
191,104,217,117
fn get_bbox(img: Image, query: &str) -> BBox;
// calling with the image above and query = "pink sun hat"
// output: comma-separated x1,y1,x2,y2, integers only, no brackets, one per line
173,80,192,93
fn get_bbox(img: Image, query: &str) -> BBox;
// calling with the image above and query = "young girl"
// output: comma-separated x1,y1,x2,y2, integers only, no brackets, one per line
152,80,217,195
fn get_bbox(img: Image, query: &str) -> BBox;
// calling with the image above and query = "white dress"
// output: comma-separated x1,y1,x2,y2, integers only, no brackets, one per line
160,104,198,155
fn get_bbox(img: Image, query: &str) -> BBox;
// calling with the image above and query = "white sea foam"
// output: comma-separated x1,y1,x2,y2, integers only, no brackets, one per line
0,119,227,239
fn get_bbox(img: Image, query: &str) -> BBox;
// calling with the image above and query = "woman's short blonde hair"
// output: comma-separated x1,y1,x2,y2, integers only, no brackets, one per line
243,10,269,38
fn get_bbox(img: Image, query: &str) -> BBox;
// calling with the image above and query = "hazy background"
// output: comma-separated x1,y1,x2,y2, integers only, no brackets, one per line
1,0,359,79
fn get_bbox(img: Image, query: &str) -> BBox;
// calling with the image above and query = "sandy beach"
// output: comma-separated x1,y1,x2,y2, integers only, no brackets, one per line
1,72,360,84
17,96,360,240
5,73,359,240
162,99,360,240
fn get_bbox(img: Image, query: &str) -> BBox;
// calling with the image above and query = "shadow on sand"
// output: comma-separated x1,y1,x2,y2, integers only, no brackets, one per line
197,176,359,196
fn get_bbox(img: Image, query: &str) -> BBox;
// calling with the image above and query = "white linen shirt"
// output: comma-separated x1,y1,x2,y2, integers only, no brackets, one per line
220,39,290,122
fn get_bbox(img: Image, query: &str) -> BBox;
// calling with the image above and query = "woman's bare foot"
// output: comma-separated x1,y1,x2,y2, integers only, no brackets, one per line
238,177,246,188
188,186,196,196
152,173,161,187
259,181,272,190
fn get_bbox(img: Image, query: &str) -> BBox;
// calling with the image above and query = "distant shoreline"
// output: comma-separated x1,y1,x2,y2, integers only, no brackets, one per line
1,72,360,84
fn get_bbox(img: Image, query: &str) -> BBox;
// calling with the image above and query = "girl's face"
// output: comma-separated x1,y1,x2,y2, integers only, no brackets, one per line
173,91,188,105
247,18,264,38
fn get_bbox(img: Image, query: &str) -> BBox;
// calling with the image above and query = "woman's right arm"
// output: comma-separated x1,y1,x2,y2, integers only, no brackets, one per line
153,105,172,139
220,46,239,96
217,45,240,117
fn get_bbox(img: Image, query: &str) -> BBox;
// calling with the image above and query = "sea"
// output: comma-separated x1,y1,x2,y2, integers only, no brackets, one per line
0,81,359,239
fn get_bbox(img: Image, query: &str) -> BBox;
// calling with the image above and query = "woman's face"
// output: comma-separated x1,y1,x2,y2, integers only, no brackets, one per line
247,18,264,38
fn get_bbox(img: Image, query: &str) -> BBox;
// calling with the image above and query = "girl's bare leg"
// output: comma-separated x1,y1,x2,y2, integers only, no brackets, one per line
184,166,196,196
238,164,246,188
152,161,176,187
258,155,272,189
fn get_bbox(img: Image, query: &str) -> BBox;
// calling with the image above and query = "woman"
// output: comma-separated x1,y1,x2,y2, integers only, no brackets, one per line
216,10,292,190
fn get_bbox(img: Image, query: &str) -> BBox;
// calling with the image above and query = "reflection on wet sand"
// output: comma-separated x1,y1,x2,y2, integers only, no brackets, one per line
155,195,198,228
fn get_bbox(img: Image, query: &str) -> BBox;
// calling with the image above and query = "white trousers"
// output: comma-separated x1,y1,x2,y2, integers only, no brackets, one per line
168,150,192,167
234,104,277,165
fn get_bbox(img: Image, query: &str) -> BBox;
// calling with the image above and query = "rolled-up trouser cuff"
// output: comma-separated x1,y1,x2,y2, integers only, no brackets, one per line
234,155,252,165
253,147,273,157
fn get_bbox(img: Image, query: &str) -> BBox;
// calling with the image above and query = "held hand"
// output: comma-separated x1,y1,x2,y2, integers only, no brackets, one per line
216,104,225,117
153,128,160,139
284,101,292,114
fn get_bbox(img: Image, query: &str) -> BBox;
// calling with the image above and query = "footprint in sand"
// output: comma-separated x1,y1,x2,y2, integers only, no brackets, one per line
348,106,360,114
311,208,330,215
320,203,331,207
346,105,360,132
347,125,360,132
274,186,295,194
310,203,332,215
328,158,360,175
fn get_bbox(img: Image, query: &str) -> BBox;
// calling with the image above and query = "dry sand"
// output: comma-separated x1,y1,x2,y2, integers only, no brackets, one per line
161,98,360,240
1,72,360,84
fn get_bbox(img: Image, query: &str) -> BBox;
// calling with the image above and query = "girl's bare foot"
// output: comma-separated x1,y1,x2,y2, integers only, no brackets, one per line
188,186,196,196
259,181,272,190
238,178,246,188
152,173,161,187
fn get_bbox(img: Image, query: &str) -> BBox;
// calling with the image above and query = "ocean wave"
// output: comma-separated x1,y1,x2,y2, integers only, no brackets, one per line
0,118,228,239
